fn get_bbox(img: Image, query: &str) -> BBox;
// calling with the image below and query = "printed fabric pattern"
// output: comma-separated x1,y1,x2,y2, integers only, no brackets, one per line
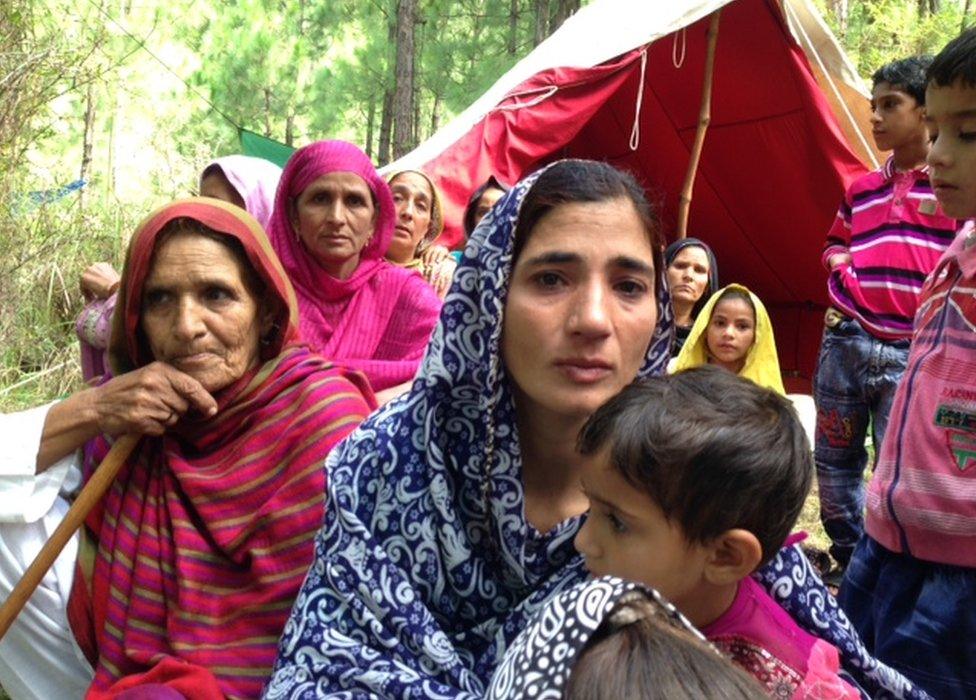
755,544,930,699
264,163,675,699
485,576,709,700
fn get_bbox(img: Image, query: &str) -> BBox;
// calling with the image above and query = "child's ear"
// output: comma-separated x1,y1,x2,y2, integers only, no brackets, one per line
702,529,763,586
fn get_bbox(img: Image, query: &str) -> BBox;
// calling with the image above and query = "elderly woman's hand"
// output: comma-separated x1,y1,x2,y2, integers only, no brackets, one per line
36,364,218,473
80,262,121,301
91,363,219,437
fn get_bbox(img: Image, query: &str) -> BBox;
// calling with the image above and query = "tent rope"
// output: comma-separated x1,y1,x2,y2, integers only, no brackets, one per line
783,0,878,169
493,85,559,112
672,27,687,68
629,49,648,151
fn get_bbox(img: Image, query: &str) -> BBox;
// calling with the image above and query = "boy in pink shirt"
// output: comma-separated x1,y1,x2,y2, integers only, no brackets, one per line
839,28,976,700
574,366,857,697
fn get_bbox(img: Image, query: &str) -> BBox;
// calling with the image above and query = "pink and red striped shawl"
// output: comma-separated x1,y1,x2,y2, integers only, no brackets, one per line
267,140,442,392
68,199,376,700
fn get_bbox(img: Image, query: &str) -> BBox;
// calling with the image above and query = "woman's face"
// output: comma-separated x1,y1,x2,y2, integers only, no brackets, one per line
387,172,433,263
200,170,245,210
666,246,710,309
705,297,756,373
474,187,505,227
290,172,377,279
502,198,658,423
141,231,268,393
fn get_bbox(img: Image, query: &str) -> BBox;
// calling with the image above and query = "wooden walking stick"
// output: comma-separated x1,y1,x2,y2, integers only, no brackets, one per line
677,9,722,239
0,433,140,640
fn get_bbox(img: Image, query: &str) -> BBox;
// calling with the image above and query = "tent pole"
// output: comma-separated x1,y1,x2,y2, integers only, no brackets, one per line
677,9,721,239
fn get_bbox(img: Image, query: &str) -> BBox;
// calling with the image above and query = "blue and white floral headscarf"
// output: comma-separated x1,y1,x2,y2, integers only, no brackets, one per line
264,162,674,699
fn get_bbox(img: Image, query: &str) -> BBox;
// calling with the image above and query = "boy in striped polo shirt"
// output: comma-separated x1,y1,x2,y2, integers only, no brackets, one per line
814,55,957,578
839,29,976,698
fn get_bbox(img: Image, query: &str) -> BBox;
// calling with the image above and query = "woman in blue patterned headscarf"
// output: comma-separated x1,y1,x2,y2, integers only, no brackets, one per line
264,160,673,698
265,160,929,700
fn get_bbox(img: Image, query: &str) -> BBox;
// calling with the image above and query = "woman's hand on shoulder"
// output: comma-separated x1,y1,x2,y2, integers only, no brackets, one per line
90,363,218,437
80,262,121,301
420,245,450,268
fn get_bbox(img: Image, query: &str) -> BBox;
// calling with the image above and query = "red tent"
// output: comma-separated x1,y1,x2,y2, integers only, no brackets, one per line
386,0,880,389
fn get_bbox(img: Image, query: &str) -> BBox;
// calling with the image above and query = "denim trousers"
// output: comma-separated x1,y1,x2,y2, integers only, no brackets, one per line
813,317,909,567
840,536,976,699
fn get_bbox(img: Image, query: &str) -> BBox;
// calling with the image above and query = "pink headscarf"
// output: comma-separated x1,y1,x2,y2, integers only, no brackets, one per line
267,140,442,391
201,155,282,231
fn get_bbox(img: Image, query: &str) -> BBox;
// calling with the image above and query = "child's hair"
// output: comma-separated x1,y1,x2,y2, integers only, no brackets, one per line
711,287,756,317
871,55,934,105
578,366,812,567
927,28,976,89
564,592,765,699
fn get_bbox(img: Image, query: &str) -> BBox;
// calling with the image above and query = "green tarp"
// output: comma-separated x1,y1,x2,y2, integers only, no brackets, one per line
239,128,295,168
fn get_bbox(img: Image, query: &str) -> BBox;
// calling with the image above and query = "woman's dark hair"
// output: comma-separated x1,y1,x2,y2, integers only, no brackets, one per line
927,28,976,89
872,55,934,105
513,160,665,295
463,175,508,237
564,593,765,699
578,366,812,567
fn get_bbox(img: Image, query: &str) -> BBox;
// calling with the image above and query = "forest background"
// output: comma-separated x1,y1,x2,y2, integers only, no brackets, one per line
1,0,970,409
0,3,967,688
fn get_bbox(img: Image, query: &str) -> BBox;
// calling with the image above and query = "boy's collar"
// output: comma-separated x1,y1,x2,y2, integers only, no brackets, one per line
883,154,929,178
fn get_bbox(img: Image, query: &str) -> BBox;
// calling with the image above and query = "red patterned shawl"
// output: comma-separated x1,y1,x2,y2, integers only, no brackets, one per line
67,199,376,699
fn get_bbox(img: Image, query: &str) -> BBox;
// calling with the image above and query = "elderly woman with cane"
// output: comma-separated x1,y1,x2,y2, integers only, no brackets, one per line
0,198,374,699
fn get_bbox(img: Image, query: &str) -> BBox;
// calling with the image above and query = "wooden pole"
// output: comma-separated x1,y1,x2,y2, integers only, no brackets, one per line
677,9,722,239
0,434,140,641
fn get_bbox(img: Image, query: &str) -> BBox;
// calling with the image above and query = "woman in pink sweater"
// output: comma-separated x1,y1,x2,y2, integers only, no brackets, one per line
266,140,442,393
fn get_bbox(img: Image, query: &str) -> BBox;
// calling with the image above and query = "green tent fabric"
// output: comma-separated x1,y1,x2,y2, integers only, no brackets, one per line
239,129,295,168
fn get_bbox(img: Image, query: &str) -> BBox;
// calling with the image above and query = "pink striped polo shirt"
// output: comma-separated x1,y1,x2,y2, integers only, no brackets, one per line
865,222,976,566
823,156,956,340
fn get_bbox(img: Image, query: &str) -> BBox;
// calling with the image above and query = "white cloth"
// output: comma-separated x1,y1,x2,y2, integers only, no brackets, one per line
0,403,94,700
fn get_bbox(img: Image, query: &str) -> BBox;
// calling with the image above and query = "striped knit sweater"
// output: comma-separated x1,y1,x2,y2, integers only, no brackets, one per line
865,222,976,566
823,156,956,340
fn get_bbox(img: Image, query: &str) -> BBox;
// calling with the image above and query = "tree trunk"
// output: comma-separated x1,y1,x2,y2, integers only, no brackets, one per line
430,92,440,137
365,96,376,160
285,112,295,147
378,88,393,166
963,0,972,31
534,0,550,47
79,82,96,209
508,0,518,56
263,88,273,137
392,0,416,159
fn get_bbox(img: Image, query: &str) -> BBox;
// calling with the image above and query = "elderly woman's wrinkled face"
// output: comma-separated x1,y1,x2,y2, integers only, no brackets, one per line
666,246,710,309
502,198,657,423
387,172,433,264
200,170,246,210
290,172,377,280
141,231,268,393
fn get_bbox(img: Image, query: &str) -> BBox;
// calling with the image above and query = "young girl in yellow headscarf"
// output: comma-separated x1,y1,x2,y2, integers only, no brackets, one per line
672,284,785,395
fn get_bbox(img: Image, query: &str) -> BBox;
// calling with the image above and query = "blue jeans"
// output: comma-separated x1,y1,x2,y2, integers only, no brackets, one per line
813,317,909,567
840,536,976,699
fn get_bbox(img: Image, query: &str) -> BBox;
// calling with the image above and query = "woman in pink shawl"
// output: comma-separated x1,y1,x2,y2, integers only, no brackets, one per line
76,155,282,383
266,140,442,393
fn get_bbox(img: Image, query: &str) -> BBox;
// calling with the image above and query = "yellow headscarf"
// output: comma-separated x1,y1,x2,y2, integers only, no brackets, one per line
672,283,785,395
